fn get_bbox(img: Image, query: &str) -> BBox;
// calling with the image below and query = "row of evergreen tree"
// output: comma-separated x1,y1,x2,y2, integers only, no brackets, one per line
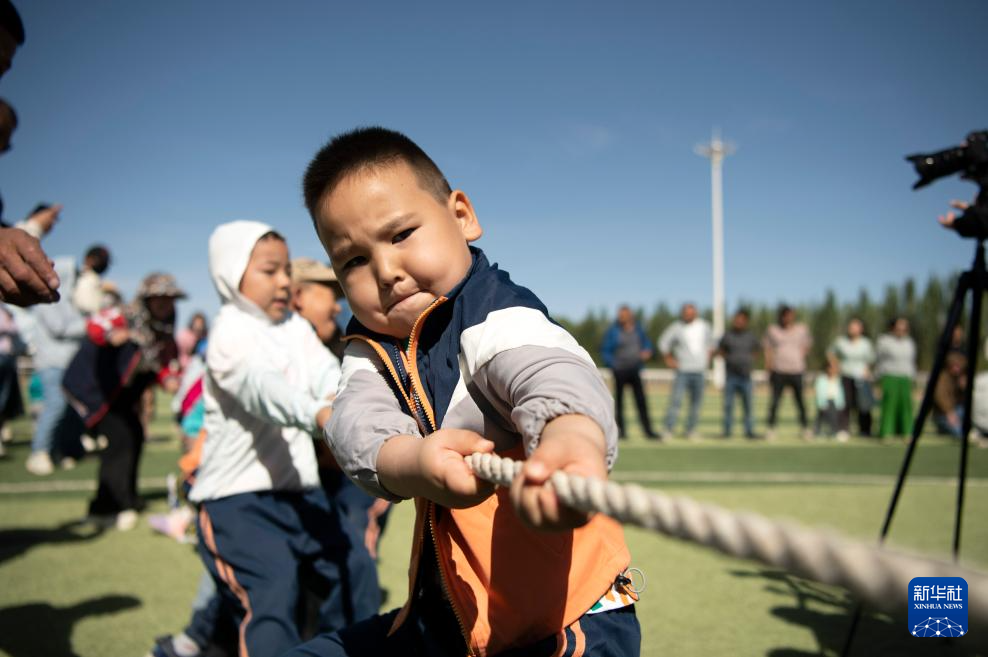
557,273,979,372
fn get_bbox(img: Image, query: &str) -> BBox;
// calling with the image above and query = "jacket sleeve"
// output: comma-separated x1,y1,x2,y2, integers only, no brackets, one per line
461,307,620,471
206,324,326,434
325,340,420,500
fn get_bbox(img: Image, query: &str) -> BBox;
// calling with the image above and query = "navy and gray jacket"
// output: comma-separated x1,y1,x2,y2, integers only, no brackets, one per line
328,247,619,500
326,248,628,655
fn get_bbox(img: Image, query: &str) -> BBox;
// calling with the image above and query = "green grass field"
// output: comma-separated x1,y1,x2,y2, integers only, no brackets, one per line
1,388,985,657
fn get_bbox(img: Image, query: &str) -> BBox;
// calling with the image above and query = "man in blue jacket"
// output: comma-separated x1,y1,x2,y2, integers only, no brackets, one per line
601,305,658,439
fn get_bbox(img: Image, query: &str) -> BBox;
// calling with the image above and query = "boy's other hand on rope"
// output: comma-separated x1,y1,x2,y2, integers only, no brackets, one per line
378,430,496,508
510,414,607,531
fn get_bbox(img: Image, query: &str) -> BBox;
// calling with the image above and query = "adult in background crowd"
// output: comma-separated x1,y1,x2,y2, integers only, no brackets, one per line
63,273,184,530
875,316,916,439
72,244,111,315
827,317,876,437
659,302,713,439
25,257,85,475
763,305,813,440
601,304,658,439
717,308,760,439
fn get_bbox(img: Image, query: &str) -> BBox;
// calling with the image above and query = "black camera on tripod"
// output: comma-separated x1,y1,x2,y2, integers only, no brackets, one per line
907,129,988,189
907,130,988,240
906,129,988,191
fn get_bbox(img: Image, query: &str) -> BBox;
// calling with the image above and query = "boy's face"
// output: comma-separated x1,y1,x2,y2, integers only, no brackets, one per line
315,161,482,338
240,237,292,322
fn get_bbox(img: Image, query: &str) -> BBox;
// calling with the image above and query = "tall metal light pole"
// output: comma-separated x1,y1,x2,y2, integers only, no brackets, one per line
695,130,735,388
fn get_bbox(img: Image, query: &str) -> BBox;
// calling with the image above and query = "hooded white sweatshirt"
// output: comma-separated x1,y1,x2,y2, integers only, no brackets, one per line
189,221,340,502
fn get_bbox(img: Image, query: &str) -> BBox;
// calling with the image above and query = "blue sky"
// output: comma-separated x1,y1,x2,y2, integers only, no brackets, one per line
2,1,986,325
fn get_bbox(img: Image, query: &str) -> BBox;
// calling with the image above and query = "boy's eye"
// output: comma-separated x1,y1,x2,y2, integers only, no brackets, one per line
342,255,366,270
393,228,415,244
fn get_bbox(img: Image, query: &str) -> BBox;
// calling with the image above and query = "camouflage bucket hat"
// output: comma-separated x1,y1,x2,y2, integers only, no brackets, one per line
137,272,187,299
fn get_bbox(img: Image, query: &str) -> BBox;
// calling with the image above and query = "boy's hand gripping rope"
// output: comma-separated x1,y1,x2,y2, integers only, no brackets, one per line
465,452,988,626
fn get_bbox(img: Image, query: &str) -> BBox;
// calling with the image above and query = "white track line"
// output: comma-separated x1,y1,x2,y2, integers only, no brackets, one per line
612,471,988,486
0,477,168,494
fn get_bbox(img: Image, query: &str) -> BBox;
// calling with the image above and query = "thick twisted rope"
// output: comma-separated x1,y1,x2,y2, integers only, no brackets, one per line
466,452,988,625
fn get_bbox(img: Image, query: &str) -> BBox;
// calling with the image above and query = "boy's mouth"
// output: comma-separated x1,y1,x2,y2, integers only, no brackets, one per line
385,290,424,314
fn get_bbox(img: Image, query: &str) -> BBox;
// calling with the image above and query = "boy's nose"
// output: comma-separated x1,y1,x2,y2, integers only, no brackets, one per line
374,255,403,288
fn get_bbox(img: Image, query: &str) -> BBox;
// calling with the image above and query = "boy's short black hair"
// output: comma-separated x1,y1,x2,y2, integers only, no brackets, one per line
303,127,452,222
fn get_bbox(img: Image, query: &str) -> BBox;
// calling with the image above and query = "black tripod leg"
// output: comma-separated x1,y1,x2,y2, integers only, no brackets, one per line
840,267,971,657
882,270,969,539
954,248,984,557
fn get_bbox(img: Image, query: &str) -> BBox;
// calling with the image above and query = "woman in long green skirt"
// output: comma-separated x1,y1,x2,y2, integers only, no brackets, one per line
876,317,916,437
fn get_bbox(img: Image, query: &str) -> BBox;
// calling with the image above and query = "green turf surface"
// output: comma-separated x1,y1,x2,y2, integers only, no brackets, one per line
1,389,985,656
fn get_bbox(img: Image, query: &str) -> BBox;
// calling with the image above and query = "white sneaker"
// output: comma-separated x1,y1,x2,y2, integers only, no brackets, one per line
0,425,12,443
25,451,54,476
116,510,139,531
836,431,850,443
80,435,98,453
765,429,776,441
60,456,77,470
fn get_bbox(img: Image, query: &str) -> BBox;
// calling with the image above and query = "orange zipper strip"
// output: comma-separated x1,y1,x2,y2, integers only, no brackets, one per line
344,334,424,435
404,296,447,431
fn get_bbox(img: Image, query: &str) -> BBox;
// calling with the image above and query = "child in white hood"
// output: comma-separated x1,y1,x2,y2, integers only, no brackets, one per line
185,221,378,657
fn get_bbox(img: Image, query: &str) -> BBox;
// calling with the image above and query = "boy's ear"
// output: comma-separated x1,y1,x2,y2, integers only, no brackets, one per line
448,190,483,242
